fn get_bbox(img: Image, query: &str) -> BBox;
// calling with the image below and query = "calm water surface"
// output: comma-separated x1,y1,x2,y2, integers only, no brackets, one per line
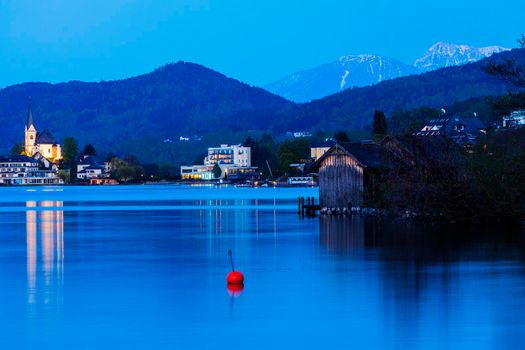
0,185,524,349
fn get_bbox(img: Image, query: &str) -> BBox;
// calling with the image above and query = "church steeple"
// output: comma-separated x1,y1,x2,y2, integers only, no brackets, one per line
26,99,35,130
24,99,37,156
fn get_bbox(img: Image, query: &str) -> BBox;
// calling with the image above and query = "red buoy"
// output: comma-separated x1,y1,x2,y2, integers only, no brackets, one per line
226,249,244,285
227,271,245,285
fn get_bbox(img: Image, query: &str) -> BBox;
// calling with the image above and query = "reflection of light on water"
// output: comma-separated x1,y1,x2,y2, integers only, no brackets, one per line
25,201,64,306
42,188,63,192
26,201,37,304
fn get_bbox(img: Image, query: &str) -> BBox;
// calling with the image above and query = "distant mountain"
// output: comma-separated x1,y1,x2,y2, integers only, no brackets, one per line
0,62,296,164
265,55,418,103
278,49,524,133
266,42,509,103
414,42,509,72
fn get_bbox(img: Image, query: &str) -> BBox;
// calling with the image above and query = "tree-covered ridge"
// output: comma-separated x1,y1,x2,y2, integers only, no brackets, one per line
0,61,296,153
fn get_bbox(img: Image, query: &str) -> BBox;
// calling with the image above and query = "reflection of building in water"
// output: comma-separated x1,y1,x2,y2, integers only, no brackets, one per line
198,199,256,236
26,201,64,305
319,216,366,252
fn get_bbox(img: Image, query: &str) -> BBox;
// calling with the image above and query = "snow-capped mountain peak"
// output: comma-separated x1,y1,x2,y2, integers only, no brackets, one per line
414,42,509,72
265,41,509,103
265,54,418,103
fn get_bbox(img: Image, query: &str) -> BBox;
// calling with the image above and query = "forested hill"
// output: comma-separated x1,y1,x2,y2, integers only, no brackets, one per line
0,49,523,164
282,48,525,132
0,62,296,151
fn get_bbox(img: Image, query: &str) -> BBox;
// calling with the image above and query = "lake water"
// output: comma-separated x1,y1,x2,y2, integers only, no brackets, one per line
0,185,524,349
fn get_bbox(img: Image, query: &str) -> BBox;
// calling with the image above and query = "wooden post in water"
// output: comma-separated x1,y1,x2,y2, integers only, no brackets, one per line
301,197,305,216
298,197,302,215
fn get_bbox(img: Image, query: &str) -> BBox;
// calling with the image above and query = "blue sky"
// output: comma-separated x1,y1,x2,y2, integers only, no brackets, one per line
0,0,523,88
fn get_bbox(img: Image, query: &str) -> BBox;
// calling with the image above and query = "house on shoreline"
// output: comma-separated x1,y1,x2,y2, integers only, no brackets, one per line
313,136,457,211
77,155,112,181
181,144,258,181
0,155,63,185
313,141,399,209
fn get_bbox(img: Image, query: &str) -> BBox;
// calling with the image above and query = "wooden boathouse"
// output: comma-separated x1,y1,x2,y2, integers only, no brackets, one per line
313,141,397,210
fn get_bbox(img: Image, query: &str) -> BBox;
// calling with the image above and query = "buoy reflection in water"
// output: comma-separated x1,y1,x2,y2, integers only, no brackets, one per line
227,283,244,298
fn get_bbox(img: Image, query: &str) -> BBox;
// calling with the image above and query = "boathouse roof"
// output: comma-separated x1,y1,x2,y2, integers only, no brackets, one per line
312,141,399,170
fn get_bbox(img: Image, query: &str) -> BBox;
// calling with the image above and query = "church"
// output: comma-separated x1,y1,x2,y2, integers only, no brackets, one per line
24,104,62,163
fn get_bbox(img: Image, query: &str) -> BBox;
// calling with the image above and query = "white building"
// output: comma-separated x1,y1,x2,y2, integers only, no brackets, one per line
180,165,214,180
77,156,111,180
204,144,251,167
0,155,63,185
293,131,312,138
503,110,525,128
181,144,256,180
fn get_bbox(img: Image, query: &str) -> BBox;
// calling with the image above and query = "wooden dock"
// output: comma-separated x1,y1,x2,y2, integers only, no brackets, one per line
298,196,321,217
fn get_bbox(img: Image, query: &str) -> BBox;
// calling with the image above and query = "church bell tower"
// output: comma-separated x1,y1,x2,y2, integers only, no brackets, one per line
24,102,37,156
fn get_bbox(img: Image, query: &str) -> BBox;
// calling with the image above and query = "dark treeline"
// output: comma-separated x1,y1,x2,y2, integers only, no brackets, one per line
372,127,525,223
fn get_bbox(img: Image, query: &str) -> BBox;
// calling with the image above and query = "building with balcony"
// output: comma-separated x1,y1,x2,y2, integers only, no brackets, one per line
204,144,251,167
77,155,112,181
181,144,257,181
0,155,63,185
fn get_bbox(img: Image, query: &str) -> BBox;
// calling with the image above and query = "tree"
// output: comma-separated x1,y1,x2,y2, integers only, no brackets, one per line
212,163,222,179
62,137,78,163
110,157,144,183
82,144,97,157
61,137,79,183
247,134,279,179
334,130,349,143
484,34,525,89
484,58,525,88
104,152,116,162
242,136,259,165
143,163,160,181
372,110,388,136
518,33,525,49
10,143,24,156
277,138,309,174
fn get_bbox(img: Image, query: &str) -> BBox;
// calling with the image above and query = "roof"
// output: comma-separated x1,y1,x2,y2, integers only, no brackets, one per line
382,135,463,167
341,142,398,169
79,155,103,165
0,155,39,163
444,117,486,135
78,165,105,173
311,140,336,148
313,135,464,173
416,116,486,137
26,102,35,129
313,141,399,170
35,129,58,145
